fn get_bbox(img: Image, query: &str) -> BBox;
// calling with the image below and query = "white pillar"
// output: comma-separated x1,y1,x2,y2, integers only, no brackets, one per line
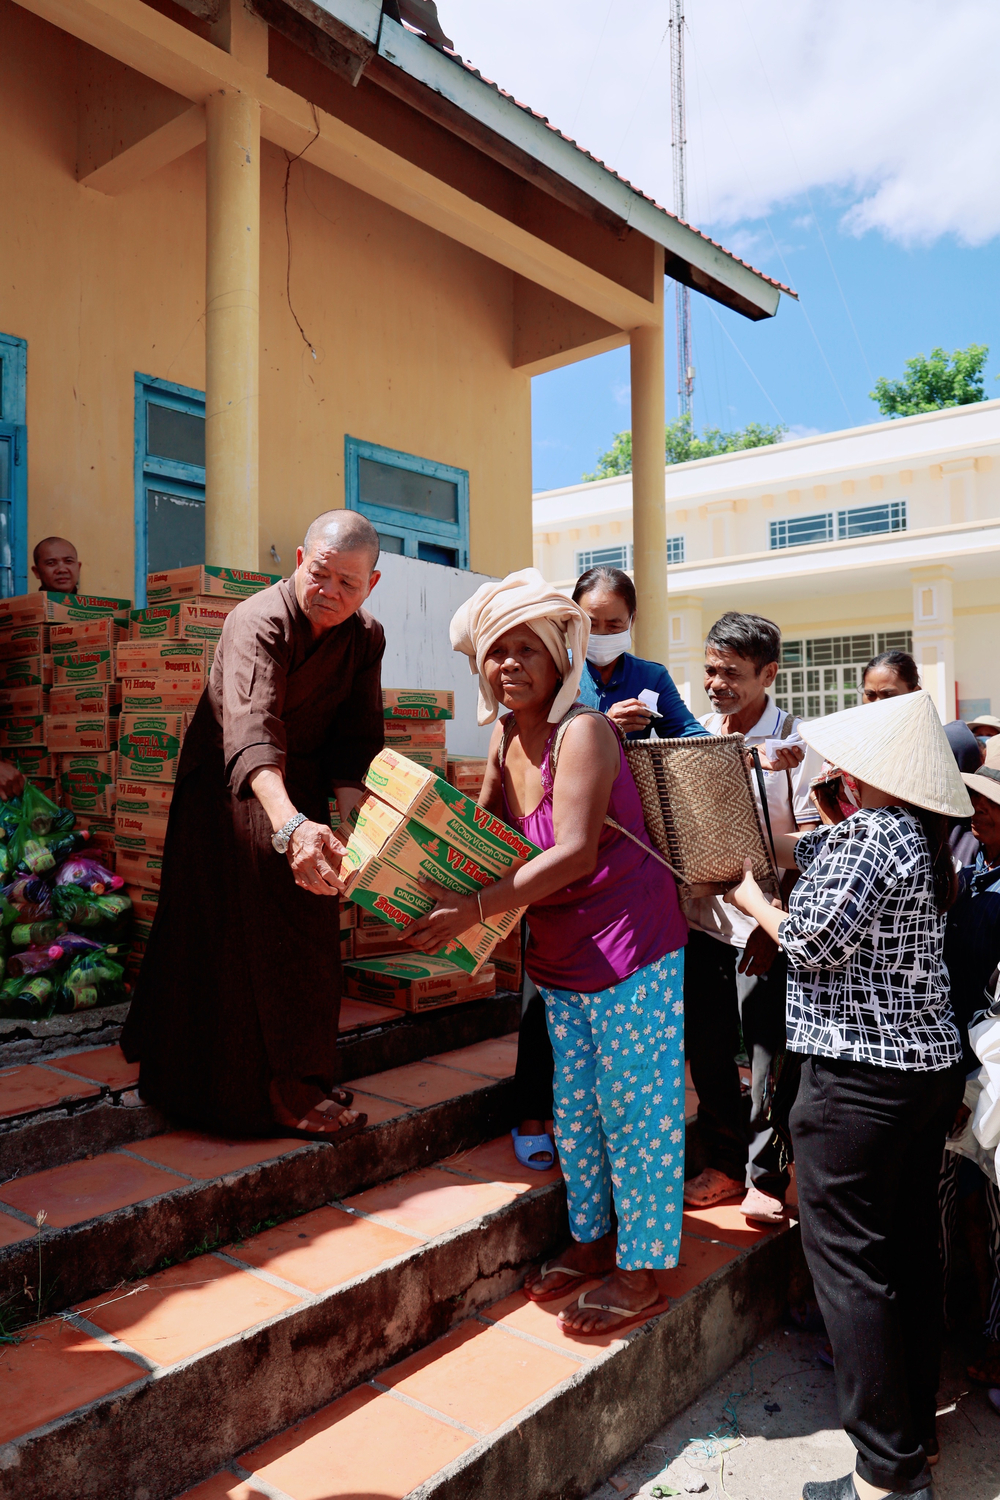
911,566,955,722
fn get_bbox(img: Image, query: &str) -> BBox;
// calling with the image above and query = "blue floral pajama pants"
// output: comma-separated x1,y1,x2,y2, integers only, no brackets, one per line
538,949,685,1270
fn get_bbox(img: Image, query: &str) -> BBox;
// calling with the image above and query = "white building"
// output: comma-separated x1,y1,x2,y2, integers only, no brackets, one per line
533,399,1000,722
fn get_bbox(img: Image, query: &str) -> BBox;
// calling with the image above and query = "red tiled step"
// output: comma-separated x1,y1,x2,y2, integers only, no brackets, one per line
176,1214,799,1500
0,1037,523,1314
2,1131,569,1500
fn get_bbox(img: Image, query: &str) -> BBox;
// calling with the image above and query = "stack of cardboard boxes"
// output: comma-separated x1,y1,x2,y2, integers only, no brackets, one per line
338,744,538,1010
115,565,280,975
0,593,133,857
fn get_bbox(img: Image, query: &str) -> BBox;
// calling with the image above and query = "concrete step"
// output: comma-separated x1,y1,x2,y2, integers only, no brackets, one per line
173,1205,806,1500
0,1132,571,1500
0,991,521,1177
0,1034,522,1312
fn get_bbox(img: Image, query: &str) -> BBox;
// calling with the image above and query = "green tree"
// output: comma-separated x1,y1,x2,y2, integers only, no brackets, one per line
870,344,989,418
583,413,787,480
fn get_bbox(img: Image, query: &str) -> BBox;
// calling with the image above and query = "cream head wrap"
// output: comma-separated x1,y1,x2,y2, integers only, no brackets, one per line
798,690,973,819
450,568,591,726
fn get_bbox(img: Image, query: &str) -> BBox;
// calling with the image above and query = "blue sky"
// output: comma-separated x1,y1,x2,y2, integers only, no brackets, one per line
445,0,1000,495
532,199,1000,491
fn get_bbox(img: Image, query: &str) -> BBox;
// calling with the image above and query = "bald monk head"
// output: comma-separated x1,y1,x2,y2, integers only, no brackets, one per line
294,510,382,638
32,536,81,593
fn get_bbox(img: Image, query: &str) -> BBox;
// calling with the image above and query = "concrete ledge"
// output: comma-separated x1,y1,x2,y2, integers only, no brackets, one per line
0,1078,516,1311
0,993,522,1177
412,1224,808,1500
0,1002,130,1068
0,1180,567,1500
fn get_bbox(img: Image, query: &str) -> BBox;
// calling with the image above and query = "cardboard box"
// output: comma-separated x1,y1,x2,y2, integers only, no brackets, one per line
346,858,523,974
145,566,280,603
49,683,121,716
129,598,238,639
0,623,51,661
119,677,203,711
446,755,488,795
396,746,447,778
0,655,52,687
116,642,208,679
116,848,164,888
119,713,190,740
52,649,115,685
0,592,131,627
124,885,159,924
57,751,117,781
382,719,447,748
45,715,118,752
61,787,116,817
364,749,540,876
381,689,453,721
343,956,496,1012
339,904,357,932
489,925,523,991
49,618,127,652
0,685,49,714
344,798,509,905
0,716,45,748
350,923,402,958
118,724,183,783
116,779,174,815
114,827,167,855
60,761,116,796
2,747,55,777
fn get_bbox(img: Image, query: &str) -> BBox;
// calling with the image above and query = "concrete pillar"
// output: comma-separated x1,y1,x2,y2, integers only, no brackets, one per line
205,87,260,569
666,593,705,712
911,566,955,722
629,249,667,665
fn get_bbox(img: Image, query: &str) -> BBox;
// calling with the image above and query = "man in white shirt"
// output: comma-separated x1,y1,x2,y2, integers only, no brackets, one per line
683,612,823,1224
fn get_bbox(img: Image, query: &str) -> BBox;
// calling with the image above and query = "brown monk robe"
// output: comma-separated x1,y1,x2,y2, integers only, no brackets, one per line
122,513,384,1138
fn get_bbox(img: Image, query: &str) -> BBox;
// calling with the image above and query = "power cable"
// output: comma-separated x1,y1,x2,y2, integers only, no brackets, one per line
567,0,617,138
707,306,785,423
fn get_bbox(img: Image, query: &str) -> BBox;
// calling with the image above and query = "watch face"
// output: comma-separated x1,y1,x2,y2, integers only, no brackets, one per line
273,832,288,854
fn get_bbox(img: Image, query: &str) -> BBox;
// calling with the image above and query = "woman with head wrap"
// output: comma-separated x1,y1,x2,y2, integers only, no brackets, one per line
404,569,688,1338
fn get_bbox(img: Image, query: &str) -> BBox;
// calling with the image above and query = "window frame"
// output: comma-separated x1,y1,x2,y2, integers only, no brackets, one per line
836,499,907,540
574,543,633,574
769,511,835,550
0,333,28,596
666,535,685,566
134,373,206,607
344,435,469,569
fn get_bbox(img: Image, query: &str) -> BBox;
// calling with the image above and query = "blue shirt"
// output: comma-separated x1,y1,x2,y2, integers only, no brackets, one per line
577,653,706,741
944,848,999,1068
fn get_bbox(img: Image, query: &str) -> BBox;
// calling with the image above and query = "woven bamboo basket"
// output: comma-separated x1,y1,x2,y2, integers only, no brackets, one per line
623,733,779,897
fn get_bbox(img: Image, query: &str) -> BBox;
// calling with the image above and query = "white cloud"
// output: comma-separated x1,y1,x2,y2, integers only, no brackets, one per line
443,0,1000,248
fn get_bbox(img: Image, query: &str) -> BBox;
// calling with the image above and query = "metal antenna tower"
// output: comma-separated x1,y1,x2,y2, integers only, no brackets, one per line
669,0,694,418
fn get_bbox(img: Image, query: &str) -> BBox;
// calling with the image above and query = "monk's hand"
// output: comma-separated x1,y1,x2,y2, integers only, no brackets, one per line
607,699,653,736
287,820,346,897
0,761,25,801
400,875,483,954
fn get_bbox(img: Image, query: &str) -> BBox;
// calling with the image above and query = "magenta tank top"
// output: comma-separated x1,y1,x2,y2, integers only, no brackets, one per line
501,714,688,992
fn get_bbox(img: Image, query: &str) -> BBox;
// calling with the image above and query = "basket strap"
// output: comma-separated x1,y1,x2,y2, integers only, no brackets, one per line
602,815,687,884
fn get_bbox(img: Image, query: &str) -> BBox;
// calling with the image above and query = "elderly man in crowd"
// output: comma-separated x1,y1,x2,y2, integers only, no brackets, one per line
123,511,384,1140
32,536,81,593
683,611,823,1223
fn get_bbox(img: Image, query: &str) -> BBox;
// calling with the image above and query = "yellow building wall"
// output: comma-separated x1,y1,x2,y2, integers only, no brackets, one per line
0,1,533,601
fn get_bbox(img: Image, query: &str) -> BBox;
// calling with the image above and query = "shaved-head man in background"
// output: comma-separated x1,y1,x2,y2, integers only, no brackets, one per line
123,512,385,1140
32,536,81,593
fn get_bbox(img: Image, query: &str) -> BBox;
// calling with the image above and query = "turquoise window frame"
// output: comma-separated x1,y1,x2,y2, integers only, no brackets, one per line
134,373,206,607
344,436,469,569
0,333,28,596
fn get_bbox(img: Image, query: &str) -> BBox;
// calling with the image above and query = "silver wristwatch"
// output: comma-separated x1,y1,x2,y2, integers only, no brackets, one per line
272,812,307,854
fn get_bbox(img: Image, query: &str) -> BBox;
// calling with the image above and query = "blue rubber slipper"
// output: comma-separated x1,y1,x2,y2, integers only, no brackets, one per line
511,1127,556,1170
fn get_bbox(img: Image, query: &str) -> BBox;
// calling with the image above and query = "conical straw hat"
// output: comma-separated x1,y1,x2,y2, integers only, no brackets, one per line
962,732,1000,807
798,691,973,819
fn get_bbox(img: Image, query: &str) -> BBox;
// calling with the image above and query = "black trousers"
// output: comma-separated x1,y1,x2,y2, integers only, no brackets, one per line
513,975,554,1122
683,928,790,1198
791,1056,965,1494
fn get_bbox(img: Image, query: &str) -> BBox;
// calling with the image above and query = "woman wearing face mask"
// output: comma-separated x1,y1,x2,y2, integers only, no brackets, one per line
573,566,705,741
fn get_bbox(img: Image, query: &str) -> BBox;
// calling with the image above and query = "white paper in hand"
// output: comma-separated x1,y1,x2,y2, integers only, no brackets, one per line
637,688,660,714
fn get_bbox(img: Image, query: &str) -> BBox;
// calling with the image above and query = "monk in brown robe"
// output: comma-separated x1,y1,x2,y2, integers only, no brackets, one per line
122,511,384,1139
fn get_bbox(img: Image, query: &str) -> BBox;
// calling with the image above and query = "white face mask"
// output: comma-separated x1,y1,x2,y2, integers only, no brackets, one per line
586,627,632,667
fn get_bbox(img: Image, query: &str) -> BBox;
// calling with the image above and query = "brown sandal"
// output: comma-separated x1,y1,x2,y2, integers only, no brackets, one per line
269,1079,366,1143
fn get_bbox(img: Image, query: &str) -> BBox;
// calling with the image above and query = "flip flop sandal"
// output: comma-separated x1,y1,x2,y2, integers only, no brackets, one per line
274,1110,368,1143
683,1168,745,1208
560,1287,671,1336
524,1260,589,1303
511,1127,556,1171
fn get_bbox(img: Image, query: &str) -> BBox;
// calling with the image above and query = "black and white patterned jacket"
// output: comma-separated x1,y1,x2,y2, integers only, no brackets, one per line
782,806,962,1071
